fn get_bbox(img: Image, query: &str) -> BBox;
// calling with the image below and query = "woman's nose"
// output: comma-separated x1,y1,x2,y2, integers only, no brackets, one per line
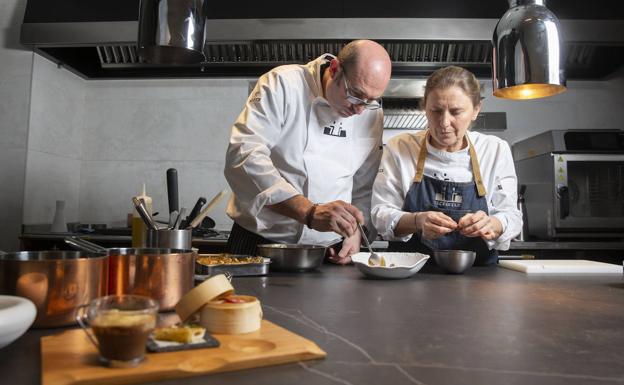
440,111,451,127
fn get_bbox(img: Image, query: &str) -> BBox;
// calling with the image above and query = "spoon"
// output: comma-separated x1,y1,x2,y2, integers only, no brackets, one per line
357,222,385,267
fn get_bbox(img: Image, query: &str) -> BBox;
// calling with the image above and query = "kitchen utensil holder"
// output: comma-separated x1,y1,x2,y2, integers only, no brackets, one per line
146,229,192,250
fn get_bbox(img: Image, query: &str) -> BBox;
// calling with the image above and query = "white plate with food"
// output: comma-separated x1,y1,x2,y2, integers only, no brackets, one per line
351,252,430,279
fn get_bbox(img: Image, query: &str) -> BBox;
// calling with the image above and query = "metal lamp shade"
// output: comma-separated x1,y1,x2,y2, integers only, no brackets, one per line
492,0,566,100
138,0,207,65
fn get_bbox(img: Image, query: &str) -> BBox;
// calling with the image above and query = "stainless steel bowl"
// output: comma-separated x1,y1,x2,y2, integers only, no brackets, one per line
256,244,326,271
433,250,476,274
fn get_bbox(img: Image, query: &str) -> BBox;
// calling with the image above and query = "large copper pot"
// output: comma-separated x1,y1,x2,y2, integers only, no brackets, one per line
107,248,196,311
64,238,196,311
0,251,108,328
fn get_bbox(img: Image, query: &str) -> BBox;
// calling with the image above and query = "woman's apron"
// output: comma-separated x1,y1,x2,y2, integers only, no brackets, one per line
388,131,498,266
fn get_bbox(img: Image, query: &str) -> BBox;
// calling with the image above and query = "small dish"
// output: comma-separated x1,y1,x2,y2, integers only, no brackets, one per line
351,252,430,279
433,250,476,274
0,295,36,349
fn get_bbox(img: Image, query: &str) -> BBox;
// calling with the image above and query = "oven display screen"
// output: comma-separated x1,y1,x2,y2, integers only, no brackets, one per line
564,132,623,151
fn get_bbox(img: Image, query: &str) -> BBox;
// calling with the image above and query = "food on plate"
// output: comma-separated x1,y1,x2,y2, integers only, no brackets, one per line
153,325,206,344
197,255,264,266
211,295,253,305
367,255,387,267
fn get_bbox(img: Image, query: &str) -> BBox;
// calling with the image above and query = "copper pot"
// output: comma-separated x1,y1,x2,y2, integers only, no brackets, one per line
107,248,196,311
0,251,108,328
64,238,196,311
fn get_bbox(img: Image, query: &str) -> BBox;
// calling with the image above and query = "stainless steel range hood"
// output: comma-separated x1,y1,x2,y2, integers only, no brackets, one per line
20,6,624,79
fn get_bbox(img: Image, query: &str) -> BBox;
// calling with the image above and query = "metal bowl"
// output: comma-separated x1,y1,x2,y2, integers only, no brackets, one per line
256,244,326,272
433,250,476,274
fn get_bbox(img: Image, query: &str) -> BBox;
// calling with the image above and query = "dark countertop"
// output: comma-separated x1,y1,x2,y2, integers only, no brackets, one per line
2,264,623,385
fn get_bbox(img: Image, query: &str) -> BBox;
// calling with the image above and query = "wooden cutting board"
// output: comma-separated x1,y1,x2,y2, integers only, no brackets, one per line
41,320,326,385
498,259,623,274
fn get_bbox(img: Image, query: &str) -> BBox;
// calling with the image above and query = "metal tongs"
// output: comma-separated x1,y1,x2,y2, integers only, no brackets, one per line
131,197,160,230
357,222,386,267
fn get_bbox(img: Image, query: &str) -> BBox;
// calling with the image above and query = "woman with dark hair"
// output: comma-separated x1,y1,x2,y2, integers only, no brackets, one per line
371,66,522,265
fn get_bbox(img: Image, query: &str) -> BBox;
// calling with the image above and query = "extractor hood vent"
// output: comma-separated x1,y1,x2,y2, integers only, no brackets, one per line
97,45,143,66
381,96,506,131
96,40,492,69
203,40,492,65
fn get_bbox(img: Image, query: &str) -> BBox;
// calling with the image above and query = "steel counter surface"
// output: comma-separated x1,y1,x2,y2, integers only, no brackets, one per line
2,264,623,385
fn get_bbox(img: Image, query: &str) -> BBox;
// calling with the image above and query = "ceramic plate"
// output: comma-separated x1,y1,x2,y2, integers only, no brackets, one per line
351,252,430,279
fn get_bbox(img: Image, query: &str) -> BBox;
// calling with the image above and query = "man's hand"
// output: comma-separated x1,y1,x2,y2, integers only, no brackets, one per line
267,196,363,238
415,211,458,240
327,231,361,265
310,201,364,238
457,211,502,241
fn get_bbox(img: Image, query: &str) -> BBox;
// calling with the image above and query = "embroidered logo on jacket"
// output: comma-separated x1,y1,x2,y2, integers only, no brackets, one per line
323,121,346,137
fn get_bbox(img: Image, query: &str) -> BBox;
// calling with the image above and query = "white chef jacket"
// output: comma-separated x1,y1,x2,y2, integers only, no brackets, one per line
371,130,522,250
224,54,383,245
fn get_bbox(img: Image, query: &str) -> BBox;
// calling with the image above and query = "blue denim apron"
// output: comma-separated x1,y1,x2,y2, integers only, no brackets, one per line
390,131,497,266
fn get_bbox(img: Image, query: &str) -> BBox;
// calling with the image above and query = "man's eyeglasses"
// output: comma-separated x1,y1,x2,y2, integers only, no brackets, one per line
342,67,382,110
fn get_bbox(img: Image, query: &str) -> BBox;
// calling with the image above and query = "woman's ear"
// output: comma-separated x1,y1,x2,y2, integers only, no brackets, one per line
472,103,482,121
329,58,340,79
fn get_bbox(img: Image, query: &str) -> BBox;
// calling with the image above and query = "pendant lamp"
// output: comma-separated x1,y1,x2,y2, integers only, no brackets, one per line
138,0,207,65
492,0,566,99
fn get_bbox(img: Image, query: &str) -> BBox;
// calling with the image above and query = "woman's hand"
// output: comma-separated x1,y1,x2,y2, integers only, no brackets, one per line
414,211,458,240
327,231,361,265
457,211,502,241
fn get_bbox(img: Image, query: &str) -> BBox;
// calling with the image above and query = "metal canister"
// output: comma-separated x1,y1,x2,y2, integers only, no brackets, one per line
146,229,192,250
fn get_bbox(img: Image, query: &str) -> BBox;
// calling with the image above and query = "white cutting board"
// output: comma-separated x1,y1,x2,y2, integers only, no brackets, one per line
498,259,623,274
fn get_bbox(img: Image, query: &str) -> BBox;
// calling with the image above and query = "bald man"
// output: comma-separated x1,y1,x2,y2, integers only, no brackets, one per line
224,40,392,264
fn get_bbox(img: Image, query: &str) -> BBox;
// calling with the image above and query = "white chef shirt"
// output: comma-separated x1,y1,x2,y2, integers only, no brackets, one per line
225,54,383,244
371,130,522,250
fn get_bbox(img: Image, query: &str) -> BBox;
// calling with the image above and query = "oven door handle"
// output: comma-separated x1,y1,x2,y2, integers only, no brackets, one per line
557,185,570,219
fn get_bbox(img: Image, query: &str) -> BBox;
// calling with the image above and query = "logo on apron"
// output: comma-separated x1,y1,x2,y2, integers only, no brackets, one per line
434,185,463,208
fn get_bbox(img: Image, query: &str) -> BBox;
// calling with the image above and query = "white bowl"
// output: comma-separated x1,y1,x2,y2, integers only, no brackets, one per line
351,252,430,279
0,295,36,349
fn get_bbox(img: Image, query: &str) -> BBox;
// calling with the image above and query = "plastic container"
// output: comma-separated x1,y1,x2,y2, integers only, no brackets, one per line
51,200,68,233
131,184,152,248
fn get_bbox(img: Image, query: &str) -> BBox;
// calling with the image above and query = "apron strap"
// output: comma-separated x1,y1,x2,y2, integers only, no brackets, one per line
413,131,429,183
467,136,487,197
413,130,487,197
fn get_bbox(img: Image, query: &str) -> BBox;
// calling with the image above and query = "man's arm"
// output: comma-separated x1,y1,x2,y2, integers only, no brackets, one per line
224,71,301,217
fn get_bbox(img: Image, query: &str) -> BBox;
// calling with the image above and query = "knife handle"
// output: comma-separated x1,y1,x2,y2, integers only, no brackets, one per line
166,168,179,214
186,197,207,225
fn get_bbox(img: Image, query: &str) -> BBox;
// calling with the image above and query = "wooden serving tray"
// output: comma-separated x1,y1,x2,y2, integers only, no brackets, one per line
41,320,326,385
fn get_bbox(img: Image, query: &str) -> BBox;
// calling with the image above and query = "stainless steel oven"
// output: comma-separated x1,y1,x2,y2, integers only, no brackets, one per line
513,130,624,239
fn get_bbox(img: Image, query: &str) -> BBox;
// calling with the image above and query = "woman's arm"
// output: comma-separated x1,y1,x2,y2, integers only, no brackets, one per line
371,137,415,241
